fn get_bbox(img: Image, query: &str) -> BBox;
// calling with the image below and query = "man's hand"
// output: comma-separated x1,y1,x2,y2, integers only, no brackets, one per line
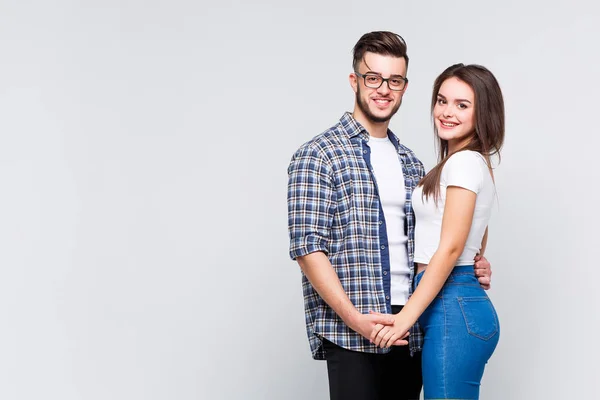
346,312,408,346
474,254,492,290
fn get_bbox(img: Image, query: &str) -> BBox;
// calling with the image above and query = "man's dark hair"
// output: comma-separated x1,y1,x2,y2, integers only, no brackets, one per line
352,31,409,71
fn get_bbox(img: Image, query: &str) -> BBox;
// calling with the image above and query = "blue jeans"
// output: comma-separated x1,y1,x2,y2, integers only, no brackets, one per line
415,265,500,400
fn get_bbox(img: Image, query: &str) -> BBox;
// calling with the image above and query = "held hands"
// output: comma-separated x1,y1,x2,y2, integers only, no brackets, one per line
474,254,492,290
369,311,411,349
347,312,409,346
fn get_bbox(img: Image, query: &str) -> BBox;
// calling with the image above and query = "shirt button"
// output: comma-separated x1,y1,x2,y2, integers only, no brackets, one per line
363,149,367,154
381,245,385,250
383,271,388,275
386,296,390,300
379,220,383,225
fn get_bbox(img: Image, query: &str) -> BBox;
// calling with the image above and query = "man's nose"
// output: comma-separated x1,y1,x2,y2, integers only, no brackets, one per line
377,79,391,95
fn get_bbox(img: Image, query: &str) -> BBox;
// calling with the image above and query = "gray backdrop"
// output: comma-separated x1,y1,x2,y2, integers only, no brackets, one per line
1,0,598,399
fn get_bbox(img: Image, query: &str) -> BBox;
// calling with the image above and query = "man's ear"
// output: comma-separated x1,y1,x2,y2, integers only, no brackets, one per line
349,73,358,93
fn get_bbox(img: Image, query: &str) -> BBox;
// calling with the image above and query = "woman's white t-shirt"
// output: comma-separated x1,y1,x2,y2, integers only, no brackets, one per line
412,150,495,266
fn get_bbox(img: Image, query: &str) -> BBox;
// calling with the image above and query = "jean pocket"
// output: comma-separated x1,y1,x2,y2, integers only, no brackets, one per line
457,297,499,341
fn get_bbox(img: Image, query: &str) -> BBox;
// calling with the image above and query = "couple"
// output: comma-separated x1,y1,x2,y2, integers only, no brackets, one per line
286,31,505,400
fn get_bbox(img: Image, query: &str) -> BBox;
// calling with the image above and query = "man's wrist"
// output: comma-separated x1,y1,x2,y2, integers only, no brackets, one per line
342,308,361,328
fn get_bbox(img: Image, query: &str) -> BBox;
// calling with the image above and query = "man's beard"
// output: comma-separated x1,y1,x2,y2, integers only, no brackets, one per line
356,86,402,124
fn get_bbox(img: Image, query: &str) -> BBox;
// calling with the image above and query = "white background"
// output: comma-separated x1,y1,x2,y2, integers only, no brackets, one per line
1,0,598,399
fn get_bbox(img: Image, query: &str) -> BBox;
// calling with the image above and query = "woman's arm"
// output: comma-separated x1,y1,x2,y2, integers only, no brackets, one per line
371,185,477,347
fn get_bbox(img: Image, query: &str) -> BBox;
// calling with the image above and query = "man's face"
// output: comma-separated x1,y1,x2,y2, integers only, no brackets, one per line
351,52,408,124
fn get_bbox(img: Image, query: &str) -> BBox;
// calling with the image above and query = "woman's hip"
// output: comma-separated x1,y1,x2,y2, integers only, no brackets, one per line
416,265,500,338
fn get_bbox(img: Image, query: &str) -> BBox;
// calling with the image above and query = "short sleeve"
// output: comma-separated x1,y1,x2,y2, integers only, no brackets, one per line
287,145,336,260
442,151,484,194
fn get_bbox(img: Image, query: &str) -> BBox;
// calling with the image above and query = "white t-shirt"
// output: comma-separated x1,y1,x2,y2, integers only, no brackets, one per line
368,136,410,304
412,150,495,265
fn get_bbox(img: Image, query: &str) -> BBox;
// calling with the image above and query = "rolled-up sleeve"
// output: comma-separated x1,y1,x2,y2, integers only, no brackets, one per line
287,145,336,260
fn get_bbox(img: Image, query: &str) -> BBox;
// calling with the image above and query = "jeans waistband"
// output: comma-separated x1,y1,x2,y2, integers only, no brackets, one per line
449,265,475,275
414,265,475,288
416,265,474,277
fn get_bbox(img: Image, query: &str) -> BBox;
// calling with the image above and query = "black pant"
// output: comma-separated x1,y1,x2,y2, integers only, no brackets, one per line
323,306,422,400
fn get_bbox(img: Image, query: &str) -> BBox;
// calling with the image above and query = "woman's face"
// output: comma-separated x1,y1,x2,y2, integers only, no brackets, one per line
433,77,475,150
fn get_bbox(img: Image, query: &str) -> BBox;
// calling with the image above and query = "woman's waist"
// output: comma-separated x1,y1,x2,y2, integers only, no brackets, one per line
415,249,480,271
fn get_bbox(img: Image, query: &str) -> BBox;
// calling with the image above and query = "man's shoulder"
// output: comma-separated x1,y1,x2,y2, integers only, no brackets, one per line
291,120,349,159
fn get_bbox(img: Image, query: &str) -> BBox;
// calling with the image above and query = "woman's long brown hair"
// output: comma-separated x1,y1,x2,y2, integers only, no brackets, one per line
419,63,505,203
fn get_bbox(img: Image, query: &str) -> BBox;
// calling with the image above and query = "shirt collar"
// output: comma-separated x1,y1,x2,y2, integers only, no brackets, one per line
339,112,406,155
339,112,368,139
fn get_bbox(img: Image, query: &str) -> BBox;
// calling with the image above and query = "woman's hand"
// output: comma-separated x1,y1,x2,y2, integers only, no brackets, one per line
369,312,411,348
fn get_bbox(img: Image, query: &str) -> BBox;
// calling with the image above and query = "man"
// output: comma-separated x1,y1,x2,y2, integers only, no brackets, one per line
287,31,492,400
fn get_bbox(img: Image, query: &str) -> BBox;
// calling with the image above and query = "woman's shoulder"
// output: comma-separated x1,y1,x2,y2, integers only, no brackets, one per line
445,150,486,171
441,150,488,192
448,149,485,161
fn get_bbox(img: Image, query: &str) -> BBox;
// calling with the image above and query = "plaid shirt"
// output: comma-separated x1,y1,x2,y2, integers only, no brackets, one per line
287,112,426,360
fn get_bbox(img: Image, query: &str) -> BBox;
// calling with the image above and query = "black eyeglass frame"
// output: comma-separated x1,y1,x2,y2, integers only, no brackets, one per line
354,71,409,91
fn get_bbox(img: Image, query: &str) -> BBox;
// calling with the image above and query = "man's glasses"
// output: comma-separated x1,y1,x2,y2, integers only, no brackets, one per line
355,71,408,91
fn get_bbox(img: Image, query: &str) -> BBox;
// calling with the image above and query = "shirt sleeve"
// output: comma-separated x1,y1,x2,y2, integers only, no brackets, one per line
442,151,484,194
287,144,336,260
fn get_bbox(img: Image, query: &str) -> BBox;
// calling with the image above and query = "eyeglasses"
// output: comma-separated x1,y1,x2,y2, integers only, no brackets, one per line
354,71,408,91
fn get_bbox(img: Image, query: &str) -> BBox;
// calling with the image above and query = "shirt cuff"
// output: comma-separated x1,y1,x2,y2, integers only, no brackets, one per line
289,235,329,260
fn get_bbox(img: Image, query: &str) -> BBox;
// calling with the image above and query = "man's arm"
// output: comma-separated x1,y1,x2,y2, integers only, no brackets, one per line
297,252,358,323
297,252,402,343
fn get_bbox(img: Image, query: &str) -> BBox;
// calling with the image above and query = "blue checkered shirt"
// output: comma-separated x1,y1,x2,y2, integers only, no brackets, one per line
287,112,426,360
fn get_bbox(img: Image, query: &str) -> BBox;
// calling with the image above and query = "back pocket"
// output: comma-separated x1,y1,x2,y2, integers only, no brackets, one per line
457,297,499,341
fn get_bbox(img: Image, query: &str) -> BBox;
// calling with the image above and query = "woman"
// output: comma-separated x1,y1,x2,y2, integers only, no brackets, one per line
370,63,505,399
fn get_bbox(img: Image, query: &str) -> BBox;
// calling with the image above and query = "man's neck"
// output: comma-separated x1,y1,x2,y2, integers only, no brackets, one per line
352,108,390,139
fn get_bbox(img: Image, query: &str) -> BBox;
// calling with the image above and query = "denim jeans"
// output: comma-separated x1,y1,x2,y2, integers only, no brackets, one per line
415,265,500,400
